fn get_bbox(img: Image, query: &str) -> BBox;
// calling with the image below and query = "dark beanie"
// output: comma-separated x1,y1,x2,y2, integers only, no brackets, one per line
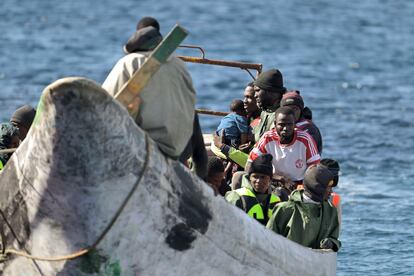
248,154,273,177
254,69,286,93
303,164,334,202
136,17,160,31
10,105,36,129
320,159,340,187
124,26,163,53
280,91,304,110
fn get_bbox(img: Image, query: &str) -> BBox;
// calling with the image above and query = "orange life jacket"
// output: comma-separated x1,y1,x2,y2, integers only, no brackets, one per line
330,192,341,208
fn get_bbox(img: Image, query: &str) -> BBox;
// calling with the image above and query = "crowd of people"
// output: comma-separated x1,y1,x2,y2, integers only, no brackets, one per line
206,68,341,252
1,16,341,254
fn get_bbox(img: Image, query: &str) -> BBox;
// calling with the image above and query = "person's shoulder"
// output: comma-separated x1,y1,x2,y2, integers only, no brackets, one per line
296,119,311,128
296,129,316,144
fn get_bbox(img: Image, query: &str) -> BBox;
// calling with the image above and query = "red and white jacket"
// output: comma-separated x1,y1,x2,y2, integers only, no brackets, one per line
248,129,320,181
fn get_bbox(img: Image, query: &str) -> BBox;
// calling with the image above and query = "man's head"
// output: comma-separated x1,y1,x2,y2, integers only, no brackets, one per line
10,105,36,141
274,106,295,144
243,82,259,115
248,154,273,193
253,69,286,110
136,17,160,31
230,99,246,116
207,156,225,190
303,164,335,202
320,158,340,188
0,122,20,150
280,91,304,122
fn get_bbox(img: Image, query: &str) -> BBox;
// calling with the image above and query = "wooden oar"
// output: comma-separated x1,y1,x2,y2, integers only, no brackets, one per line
0,148,16,154
196,109,229,117
114,24,188,117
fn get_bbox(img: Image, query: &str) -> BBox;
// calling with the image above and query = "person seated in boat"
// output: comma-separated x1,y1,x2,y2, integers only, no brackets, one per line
10,104,36,141
206,156,231,196
321,158,342,224
0,122,20,170
247,106,320,187
216,99,249,149
266,164,341,252
280,91,323,154
225,154,281,226
211,70,287,168
102,17,199,161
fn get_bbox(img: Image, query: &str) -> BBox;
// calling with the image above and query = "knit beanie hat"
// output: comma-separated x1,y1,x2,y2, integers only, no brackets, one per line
136,17,160,31
254,69,286,93
280,91,304,110
124,26,163,54
320,159,340,187
248,154,273,177
10,105,36,129
303,164,335,202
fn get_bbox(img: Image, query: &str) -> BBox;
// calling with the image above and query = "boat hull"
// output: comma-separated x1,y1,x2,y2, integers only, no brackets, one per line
0,77,336,275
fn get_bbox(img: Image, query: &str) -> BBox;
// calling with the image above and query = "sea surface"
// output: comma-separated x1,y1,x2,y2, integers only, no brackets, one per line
1,0,413,274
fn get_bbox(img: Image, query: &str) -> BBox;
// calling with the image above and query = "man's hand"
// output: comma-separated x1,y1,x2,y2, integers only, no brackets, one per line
213,129,225,149
320,239,334,250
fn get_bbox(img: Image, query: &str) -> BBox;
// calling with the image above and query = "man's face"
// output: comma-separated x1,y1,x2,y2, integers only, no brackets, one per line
275,113,295,143
289,105,302,122
11,122,29,141
9,135,20,149
243,86,258,115
207,172,225,190
249,172,271,194
254,86,282,110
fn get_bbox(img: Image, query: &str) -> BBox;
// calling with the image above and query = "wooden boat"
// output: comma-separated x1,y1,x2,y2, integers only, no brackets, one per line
0,77,336,275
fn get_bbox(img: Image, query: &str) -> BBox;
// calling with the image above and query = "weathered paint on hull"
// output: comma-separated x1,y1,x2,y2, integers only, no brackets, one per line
0,77,336,275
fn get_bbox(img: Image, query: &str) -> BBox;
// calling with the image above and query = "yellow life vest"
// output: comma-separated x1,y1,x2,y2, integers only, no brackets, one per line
235,187,280,225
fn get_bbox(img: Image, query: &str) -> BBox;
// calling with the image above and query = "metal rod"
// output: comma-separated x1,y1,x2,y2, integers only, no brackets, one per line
178,45,206,58
177,56,262,73
196,109,229,117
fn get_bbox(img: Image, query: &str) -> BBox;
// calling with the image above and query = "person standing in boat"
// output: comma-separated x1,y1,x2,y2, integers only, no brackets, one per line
253,68,287,142
279,91,323,154
266,164,341,252
225,154,280,226
211,69,287,168
243,81,261,132
10,104,36,141
102,17,200,161
247,106,320,185
0,122,20,170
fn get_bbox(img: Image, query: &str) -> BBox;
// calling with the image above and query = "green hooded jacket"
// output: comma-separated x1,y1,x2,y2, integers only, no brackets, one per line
266,190,341,251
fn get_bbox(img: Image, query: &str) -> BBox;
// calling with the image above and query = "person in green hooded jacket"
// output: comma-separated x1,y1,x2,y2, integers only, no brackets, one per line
225,154,280,226
266,163,341,252
0,122,20,170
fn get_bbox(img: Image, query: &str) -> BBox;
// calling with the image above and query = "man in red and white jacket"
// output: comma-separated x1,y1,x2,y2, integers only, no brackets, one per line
247,106,320,183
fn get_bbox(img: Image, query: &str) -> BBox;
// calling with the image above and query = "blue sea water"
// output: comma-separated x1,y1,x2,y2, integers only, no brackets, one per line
1,0,413,274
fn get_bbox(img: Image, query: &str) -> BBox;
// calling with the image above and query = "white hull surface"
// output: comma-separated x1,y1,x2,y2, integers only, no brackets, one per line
0,77,336,275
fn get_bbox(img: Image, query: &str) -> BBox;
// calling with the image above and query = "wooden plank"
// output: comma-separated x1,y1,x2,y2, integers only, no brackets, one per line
114,24,188,116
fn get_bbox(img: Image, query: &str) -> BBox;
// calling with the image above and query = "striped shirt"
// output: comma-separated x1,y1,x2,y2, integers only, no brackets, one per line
248,129,320,181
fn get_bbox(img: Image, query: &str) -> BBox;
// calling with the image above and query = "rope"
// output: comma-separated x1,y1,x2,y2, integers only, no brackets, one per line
0,134,151,262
